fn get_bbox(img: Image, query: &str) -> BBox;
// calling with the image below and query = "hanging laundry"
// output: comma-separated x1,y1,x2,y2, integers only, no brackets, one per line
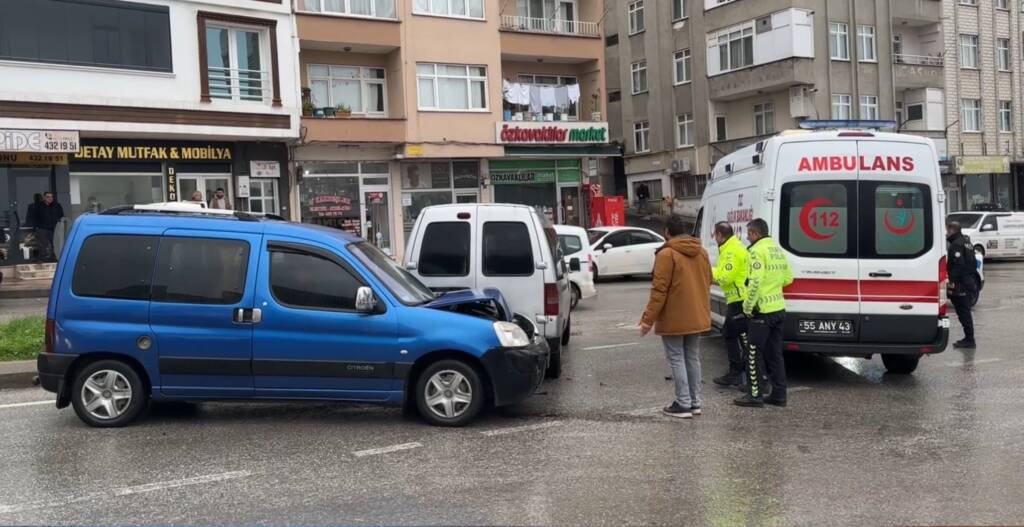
518,83,530,106
566,83,581,104
554,85,570,110
503,80,515,103
529,85,543,114
540,86,557,107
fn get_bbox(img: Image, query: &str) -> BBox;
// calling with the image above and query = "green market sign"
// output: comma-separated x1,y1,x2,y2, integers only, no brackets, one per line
490,160,581,185
496,122,609,144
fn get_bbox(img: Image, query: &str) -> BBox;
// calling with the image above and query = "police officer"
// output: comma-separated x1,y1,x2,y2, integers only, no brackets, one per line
734,218,793,408
711,222,749,388
946,220,978,349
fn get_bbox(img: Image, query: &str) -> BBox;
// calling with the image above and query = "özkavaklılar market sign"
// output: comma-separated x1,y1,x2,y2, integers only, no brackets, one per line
496,122,609,145
74,143,232,161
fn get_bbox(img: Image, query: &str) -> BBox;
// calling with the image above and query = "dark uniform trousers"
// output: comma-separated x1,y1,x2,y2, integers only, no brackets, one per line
746,311,787,400
949,274,978,342
722,302,746,373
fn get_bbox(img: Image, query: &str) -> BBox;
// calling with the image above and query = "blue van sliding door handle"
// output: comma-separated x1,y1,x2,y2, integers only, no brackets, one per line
233,308,263,324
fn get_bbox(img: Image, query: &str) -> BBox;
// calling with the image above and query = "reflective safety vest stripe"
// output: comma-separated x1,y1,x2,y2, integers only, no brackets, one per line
743,237,793,315
712,235,748,305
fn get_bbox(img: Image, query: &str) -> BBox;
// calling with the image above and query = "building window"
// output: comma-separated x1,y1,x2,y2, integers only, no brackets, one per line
247,179,279,215
631,60,648,94
628,0,645,34
754,102,775,136
999,100,1013,132
715,27,754,72
676,113,693,147
832,94,852,119
996,0,1008,8
857,25,877,62
673,0,688,20
959,0,977,5
830,22,850,60
673,49,691,85
634,121,650,153
412,0,484,19
960,34,979,68
308,65,386,115
204,24,271,103
961,98,981,131
517,74,579,119
895,101,904,125
416,63,487,111
860,95,879,120
997,38,1011,70
715,115,727,141
301,0,397,19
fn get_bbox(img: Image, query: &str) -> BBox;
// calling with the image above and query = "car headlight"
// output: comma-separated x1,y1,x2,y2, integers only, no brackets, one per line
493,321,530,348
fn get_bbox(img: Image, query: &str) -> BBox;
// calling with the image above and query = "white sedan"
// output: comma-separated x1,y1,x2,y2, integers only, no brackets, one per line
587,226,665,279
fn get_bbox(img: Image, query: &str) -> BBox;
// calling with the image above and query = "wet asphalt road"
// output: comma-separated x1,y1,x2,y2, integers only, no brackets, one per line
2,262,1024,526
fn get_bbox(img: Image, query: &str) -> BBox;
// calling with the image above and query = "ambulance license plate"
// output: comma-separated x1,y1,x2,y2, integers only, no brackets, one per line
798,319,854,336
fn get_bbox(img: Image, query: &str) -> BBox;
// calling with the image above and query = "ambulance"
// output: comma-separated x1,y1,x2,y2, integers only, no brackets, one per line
696,125,949,374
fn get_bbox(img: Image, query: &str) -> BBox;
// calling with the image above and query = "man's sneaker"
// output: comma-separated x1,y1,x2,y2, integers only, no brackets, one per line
953,339,977,349
713,372,743,387
733,394,764,408
662,402,693,418
765,397,787,407
690,406,703,416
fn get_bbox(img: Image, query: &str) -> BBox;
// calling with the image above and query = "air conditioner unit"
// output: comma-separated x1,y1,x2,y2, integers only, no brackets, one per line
789,86,813,118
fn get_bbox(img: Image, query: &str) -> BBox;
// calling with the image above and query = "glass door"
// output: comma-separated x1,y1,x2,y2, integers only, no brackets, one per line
558,0,577,32
1,166,55,264
178,175,232,206
559,184,581,225
362,187,392,256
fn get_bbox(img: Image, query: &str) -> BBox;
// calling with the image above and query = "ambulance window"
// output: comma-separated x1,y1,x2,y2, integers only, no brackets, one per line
781,182,854,257
861,182,932,258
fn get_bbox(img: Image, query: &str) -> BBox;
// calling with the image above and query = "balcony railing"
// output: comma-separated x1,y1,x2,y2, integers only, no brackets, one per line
208,67,270,103
894,54,944,67
500,15,599,37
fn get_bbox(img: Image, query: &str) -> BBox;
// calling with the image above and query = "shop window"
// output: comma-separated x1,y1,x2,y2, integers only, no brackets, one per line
308,65,386,116
401,161,479,233
247,179,279,215
270,250,364,311
70,173,163,221
151,237,249,305
72,235,157,301
482,222,534,276
419,222,471,276
0,0,171,72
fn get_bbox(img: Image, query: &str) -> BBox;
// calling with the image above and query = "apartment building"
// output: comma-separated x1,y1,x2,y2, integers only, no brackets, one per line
291,0,612,259
606,0,903,213
1,0,301,266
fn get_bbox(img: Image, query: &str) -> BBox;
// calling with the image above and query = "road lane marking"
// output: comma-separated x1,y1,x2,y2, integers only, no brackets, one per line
945,358,1003,367
479,421,563,437
582,342,638,351
620,406,664,417
0,470,252,515
352,442,423,457
0,400,51,410
789,386,812,393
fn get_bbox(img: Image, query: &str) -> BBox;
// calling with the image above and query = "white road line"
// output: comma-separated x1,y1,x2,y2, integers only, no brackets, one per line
0,471,251,515
789,386,812,393
582,342,638,351
0,400,51,410
620,406,665,417
479,421,563,437
945,358,1003,367
352,442,423,457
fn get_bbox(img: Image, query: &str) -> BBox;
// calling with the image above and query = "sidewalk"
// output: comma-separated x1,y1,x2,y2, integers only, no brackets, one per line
0,267,51,300
0,360,37,390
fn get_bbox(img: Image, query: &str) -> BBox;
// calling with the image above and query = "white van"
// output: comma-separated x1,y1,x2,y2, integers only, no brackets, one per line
405,204,572,378
554,224,598,309
697,129,949,374
947,211,1024,259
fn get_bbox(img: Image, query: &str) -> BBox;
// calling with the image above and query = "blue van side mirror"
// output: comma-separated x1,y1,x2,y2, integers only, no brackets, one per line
355,287,378,313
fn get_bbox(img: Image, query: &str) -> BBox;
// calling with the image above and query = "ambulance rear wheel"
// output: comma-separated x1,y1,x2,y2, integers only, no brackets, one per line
882,355,920,375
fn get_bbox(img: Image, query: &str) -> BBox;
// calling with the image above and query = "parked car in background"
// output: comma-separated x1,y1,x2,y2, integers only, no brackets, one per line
555,225,597,309
587,226,665,279
405,204,572,378
947,211,1024,259
38,204,547,428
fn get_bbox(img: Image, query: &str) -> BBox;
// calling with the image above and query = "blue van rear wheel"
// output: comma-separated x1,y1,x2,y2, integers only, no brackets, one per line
415,360,484,427
70,360,148,428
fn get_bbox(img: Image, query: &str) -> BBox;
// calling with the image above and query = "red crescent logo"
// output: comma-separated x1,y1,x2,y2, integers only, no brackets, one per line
799,198,836,240
884,209,916,236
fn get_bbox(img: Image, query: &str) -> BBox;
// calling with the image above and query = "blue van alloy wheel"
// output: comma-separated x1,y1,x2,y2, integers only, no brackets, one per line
70,360,148,428
415,360,484,427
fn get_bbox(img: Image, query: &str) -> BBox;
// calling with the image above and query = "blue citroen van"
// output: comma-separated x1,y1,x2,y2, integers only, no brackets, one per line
37,204,547,427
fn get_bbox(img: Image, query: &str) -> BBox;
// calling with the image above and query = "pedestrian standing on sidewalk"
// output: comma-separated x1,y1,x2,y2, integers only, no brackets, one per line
711,222,750,388
639,214,713,419
35,192,64,260
946,220,978,349
734,218,792,409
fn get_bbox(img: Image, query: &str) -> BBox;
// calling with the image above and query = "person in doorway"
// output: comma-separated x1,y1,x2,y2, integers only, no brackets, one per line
711,222,750,388
190,191,205,203
636,183,650,213
24,193,42,229
639,214,713,419
35,192,64,260
946,220,978,349
209,188,232,210
734,218,792,409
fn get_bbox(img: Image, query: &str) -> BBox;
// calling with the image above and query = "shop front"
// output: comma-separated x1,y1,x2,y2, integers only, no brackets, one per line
297,161,396,256
953,156,1014,211
1,129,79,264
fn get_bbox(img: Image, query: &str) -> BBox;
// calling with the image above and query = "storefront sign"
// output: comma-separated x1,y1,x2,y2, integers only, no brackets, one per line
955,156,1010,175
74,142,232,161
0,129,80,153
405,144,425,157
167,167,178,201
0,153,68,165
496,122,609,145
251,160,280,178
237,176,251,199
491,171,556,185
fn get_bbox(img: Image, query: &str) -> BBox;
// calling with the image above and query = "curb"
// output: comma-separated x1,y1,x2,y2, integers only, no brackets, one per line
0,288,51,300
0,360,39,390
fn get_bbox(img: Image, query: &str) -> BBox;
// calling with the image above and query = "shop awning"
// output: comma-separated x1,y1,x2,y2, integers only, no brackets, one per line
502,146,622,158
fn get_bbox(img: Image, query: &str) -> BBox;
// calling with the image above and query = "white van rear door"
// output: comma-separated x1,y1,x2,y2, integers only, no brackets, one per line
855,140,942,344
407,206,477,292
775,140,861,340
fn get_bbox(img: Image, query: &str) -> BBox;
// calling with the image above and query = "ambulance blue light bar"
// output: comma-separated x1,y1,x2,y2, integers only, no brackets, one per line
798,120,897,130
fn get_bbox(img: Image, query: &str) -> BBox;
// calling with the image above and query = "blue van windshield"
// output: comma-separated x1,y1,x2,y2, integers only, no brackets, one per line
350,242,436,305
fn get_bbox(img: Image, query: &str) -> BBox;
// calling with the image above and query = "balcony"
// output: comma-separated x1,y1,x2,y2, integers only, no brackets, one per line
893,0,941,26
295,4,400,53
500,15,600,38
894,55,944,89
301,117,406,144
708,58,815,101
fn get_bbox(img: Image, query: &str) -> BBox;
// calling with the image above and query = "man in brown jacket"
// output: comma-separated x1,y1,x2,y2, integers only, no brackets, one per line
640,215,713,418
